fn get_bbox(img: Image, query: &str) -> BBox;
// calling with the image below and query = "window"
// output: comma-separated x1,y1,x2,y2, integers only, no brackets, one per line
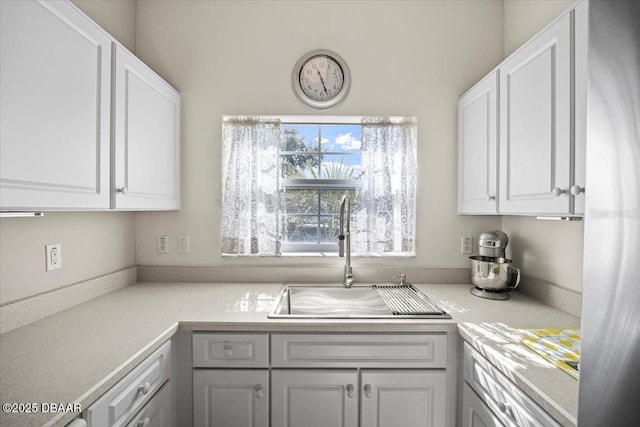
221,116,417,257
280,121,362,253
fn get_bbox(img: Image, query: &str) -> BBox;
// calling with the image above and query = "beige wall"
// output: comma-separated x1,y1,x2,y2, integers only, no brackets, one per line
71,0,136,52
0,0,137,305
504,0,575,56
133,0,504,271
502,0,584,293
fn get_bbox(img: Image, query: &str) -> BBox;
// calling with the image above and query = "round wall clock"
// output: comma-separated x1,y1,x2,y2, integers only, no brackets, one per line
292,49,351,110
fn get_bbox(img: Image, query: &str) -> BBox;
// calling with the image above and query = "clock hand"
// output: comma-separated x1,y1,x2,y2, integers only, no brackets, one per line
316,69,329,94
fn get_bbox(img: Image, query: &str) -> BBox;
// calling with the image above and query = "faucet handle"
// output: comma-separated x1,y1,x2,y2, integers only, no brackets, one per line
393,274,407,286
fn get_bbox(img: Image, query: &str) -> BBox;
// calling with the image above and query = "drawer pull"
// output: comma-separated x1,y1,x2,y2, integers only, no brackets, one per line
363,384,373,398
498,401,515,419
137,382,151,395
346,384,355,398
223,341,233,357
137,417,150,427
254,384,264,398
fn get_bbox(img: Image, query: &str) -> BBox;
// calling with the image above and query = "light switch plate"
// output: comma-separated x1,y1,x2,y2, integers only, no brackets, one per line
178,234,190,253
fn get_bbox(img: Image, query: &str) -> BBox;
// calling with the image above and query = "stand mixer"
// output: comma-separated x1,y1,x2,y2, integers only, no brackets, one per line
469,230,520,300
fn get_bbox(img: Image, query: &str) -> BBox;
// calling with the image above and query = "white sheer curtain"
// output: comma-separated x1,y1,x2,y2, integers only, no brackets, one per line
355,117,417,256
221,116,281,256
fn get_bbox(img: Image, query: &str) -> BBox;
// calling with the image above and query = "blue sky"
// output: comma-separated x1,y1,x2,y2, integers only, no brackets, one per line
281,124,363,179
289,124,360,153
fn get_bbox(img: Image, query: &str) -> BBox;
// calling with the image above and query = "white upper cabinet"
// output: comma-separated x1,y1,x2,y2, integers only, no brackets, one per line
459,1,588,217
499,12,572,215
0,0,111,210
458,70,499,214
0,0,180,212
572,0,588,215
112,45,180,210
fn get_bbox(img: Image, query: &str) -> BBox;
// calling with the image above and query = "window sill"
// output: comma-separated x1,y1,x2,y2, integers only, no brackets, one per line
280,251,338,257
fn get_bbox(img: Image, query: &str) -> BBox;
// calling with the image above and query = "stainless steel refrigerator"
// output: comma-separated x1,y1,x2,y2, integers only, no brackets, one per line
579,0,640,425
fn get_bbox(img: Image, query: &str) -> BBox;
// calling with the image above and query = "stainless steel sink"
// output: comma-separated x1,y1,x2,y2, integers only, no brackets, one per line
268,283,450,319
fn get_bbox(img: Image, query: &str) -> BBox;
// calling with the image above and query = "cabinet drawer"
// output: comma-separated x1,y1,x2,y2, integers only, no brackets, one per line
192,333,269,368
271,333,446,368
462,382,505,427
463,343,560,427
86,340,171,427
125,381,171,427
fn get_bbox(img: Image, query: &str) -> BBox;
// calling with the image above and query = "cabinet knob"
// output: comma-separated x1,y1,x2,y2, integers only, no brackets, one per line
497,401,514,418
223,341,233,357
346,384,355,398
137,382,150,395
117,186,128,195
137,417,150,427
551,187,566,197
570,185,585,196
487,194,496,201
363,384,373,398
254,384,264,398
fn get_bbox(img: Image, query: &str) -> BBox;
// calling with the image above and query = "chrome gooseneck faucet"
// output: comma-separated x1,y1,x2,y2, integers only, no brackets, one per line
338,195,353,288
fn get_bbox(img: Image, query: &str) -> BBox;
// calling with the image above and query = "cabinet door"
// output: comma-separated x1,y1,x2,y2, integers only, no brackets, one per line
572,1,588,215
499,13,571,215
462,383,505,427
271,370,358,427
193,370,268,427
360,370,447,427
458,70,499,214
113,45,180,210
0,0,111,210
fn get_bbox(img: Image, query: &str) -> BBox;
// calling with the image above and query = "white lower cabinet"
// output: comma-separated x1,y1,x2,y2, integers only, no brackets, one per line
462,383,504,427
271,370,358,427
193,370,268,427
271,369,447,427
126,382,172,427
192,332,451,427
85,340,172,427
361,370,447,427
462,342,560,427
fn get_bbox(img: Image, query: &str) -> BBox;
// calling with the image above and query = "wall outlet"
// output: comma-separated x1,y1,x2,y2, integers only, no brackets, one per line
45,244,62,271
178,234,190,253
157,235,169,254
461,236,473,255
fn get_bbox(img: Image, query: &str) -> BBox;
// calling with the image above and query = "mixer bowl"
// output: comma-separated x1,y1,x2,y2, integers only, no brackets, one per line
469,255,520,290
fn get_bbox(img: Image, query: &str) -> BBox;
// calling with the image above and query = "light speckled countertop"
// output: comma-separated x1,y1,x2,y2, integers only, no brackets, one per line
0,282,580,427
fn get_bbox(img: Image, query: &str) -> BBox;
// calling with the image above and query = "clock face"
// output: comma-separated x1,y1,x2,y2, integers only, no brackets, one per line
299,55,344,102
292,50,350,110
